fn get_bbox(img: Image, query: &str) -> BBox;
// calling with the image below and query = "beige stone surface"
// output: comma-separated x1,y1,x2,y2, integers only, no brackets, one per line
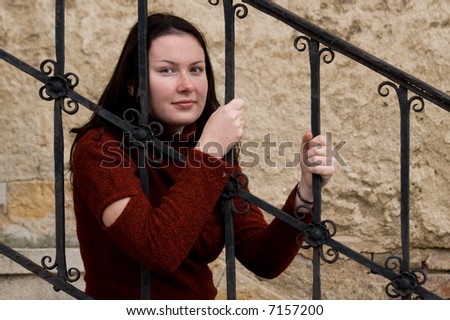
1,0,449,299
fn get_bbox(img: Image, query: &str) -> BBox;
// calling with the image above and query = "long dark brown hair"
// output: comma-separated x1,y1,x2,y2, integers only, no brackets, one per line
70,13,225,163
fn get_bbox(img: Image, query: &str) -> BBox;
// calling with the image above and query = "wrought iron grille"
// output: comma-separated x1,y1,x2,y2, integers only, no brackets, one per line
0,0,449,300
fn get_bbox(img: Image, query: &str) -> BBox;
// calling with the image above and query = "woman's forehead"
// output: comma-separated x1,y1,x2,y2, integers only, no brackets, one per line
149,33,205,60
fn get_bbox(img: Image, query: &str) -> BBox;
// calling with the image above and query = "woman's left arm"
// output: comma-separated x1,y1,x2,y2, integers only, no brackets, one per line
233,132,336,279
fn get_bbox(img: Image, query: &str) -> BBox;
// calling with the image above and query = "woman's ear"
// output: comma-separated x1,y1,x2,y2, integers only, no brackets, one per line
127,83,134,96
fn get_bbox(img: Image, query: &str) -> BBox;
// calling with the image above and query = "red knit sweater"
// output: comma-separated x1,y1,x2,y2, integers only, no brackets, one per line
72,125,307,300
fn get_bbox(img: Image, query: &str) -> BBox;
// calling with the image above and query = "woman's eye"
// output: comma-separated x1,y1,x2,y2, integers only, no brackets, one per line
191,66,204,73
160,67,174,74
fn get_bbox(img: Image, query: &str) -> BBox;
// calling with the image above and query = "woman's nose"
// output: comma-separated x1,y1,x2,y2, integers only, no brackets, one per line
177,73,195,92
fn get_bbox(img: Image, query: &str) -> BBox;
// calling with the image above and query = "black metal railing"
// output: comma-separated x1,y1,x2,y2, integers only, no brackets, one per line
0,0,448,300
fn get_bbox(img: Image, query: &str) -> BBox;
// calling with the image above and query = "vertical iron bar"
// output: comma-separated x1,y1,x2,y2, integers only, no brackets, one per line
398,86,411,299
137,0,151,300
223,0,236,104
223,0,237,300
138,0,149,125
53,0,68,282
223,198,236,299
55,0,65,73
308,38,322,300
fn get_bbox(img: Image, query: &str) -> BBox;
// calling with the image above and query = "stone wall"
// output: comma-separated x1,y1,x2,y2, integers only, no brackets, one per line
1,0,449,299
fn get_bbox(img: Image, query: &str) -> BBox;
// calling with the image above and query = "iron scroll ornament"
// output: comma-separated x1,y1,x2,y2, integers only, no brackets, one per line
299,219,339,264
384,256,427,299
209,0,249,19
378,81,426,113
294,35,335,64
221,173,251,215
41,255,81,283
38,59,80,114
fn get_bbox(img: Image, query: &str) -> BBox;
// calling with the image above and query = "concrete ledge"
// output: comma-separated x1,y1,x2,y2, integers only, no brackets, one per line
0,274,85,299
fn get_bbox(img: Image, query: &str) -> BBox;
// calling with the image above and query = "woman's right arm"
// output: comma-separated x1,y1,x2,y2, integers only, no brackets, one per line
103,98,245,227
72,130,233,274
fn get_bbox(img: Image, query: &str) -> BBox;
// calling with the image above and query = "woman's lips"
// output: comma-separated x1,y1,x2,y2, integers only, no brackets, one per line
172,100,195,109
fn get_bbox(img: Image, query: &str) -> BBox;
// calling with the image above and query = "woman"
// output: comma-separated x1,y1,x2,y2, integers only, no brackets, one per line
70,13,335,299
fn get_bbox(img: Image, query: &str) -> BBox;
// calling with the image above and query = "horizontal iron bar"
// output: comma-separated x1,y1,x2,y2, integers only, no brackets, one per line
0,49,49,83
0,242,92,299
237,189,308,231
66,90,135,132
242,0,450,112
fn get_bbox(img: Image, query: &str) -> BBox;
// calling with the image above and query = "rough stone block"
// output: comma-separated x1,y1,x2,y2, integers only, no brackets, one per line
425,250,450,271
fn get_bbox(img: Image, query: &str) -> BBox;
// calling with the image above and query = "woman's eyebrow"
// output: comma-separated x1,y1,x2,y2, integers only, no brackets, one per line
153,59,205,65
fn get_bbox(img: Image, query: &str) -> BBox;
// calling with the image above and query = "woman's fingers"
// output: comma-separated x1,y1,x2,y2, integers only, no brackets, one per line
196,98,246,158
300,132,336,186
227,98,245,110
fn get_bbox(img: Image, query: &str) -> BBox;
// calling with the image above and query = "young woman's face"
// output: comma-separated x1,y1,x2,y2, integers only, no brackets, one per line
148,33,208,133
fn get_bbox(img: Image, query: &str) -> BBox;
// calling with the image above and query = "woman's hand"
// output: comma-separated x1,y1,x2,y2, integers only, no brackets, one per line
195,98,245,158
297,131,336,203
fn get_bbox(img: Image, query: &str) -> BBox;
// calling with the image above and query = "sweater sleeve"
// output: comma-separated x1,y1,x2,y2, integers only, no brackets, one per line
232,175,311,279
72,130,233,274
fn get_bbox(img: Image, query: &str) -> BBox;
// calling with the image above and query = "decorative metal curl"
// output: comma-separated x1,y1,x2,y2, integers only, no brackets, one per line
320,246,339,263
409,96,425,112
232,198,251,215
149,121,164,137
413,269,427,286
67,267,81,283
40,59,57,75
323,220,337,237
319,47,335,64
41,255,57,270
234,3,248,19
123,108,141,125
62,99,80,115
378,81,398,98
294,203,312,221
294,35,310,52
221,173,251,215
64,72,80,88
385,255,402,271
208,0,220,6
